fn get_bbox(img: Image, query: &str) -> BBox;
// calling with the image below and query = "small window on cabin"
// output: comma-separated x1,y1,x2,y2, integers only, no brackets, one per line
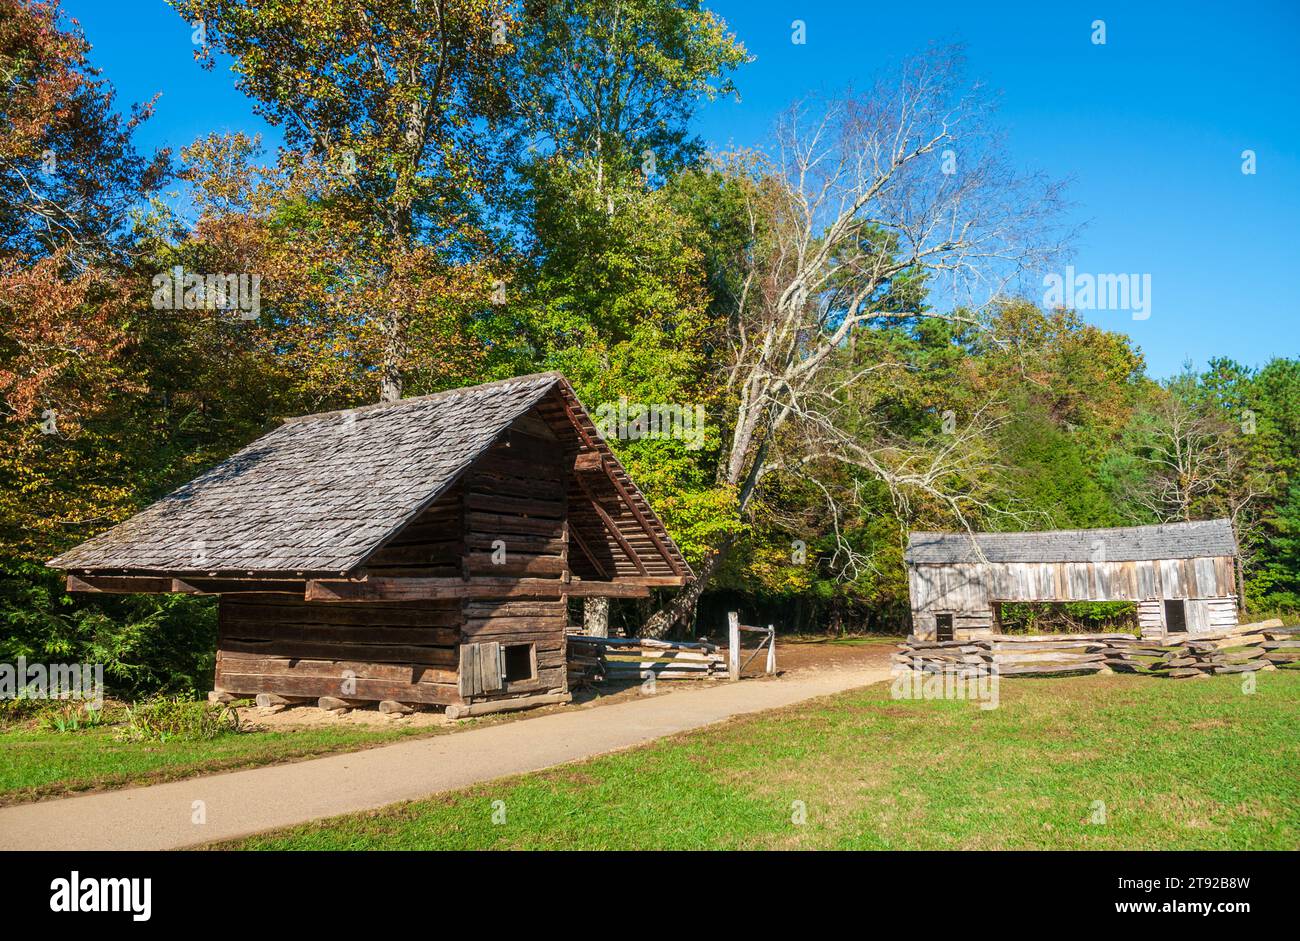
935,613,954,642
503,644,535,683
1164,600,1188,634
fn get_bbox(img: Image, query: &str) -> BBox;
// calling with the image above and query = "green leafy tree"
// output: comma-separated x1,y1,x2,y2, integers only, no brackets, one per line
506,0,747,202
170,0,514,401
495,3,749,587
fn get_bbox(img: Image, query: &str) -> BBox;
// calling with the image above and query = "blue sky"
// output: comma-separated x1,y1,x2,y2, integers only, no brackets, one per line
64,0,1299,378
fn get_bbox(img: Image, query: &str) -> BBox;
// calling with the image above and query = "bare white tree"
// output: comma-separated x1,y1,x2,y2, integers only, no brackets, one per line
643,47,1067,636
1118,383,1272,606
1124,396,1231,524
1122,388,1269,526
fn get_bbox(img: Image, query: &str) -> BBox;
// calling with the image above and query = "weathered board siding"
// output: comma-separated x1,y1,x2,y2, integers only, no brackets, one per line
1137,599,1165,638
908,555,1238,642
1136,597,1240,638
910,557,1235,610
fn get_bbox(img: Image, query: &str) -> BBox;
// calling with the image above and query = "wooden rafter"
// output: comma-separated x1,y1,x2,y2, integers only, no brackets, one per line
574,473,647,575
554,384,687,578
566,521,611,579
557,389,599,451
598,460,685,576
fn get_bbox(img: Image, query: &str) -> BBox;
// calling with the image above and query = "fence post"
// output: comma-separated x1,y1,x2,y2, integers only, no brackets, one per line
766,624,776,675
728,611,740,681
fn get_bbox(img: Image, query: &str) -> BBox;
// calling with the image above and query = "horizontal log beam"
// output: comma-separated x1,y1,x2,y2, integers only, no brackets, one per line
217,672,462,706
67,574,305,595
184,578,307,594
563,581,652,598
445,691,571,719
221,638,456,667
67,574,173,594
307,577,571,602
585,575,689,587
563,576,688,596
305,575,682,602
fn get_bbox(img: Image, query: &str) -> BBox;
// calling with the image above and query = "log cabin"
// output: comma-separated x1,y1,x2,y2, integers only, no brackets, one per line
904,520,1239,642
48,373,692,717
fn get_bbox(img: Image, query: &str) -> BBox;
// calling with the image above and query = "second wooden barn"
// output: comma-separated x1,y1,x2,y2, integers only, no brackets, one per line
905,520,1240,643
48,372,692,717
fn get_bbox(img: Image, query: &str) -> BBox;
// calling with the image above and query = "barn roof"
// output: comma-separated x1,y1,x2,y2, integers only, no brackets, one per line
48,372,688,578
905,519,1237,565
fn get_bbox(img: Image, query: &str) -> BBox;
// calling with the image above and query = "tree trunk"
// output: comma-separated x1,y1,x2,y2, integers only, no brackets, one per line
379,374,402,403
642,539,731,638
378,303,404,402
641,415,763,638
1235,552,1247,614
583,596,609,636
378,201,414,403
1236,562,1246,614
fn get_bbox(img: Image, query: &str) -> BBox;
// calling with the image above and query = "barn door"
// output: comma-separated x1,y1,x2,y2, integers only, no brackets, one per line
1185,599,1211,633
458,642,504,697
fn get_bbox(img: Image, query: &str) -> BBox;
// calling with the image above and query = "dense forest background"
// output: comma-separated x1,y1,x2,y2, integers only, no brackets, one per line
3,0,1297,695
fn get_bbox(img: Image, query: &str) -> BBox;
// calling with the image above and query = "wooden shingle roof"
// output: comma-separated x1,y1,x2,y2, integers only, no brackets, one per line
905,519,1237,565
49,372,679,577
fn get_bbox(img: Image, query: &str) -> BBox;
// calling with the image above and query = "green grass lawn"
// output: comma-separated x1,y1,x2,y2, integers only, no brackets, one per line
227,670,1300,850
0,720,438,806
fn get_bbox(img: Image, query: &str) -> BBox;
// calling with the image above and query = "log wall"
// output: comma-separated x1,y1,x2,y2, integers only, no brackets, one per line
362,486,463,577
453,418,570,706
215,595,462,704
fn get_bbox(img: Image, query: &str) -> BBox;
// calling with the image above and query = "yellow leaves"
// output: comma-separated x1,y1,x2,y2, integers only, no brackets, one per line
639,485,741,567
744,544,816,595
0,422,136,561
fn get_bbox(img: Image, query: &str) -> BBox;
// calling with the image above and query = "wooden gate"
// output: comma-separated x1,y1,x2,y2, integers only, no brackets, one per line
727,611,777,680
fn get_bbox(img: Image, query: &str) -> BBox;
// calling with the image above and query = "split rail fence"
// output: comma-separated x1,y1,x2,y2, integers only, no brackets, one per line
895,619,1298,678
565,610,777,686
566,636,727,686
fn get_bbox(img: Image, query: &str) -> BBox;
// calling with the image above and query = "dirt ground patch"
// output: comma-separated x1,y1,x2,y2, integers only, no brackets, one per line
236,704,455,731
759,636,899,674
